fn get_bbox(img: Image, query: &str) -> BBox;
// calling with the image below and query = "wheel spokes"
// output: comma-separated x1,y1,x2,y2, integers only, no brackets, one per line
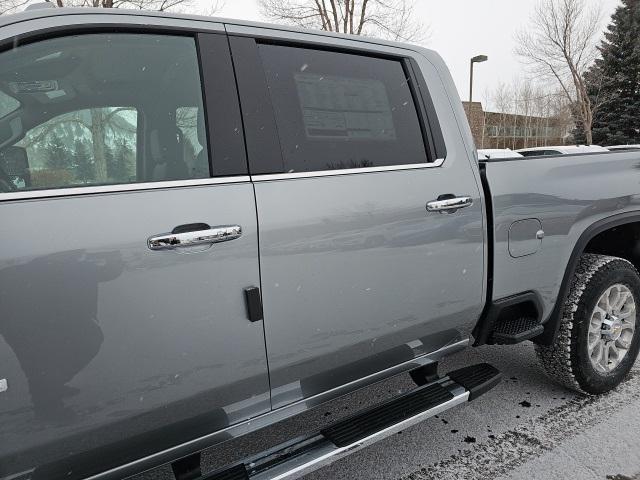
617,336,632,350
621,319,636,333
601,342,611,369
590,307,606,334
599,292,612,313
615,290,631,311
608,287,620,311
590,340,603,365
609,343,621,362
619,308,635,320
589,319,603,334
588,332,601,350
589,283,637,373
619,297,636,322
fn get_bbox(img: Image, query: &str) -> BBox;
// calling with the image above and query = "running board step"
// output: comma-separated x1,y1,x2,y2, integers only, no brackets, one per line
448,363,501,400
322,382,453,447
200,363,501,480
491,316,544,344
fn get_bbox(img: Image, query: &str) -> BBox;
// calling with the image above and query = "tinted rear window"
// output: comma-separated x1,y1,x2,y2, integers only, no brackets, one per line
258,44,428,173
520,150,555,157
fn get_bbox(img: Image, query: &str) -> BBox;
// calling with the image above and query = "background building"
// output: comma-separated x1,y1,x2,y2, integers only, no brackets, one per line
463,101,573,150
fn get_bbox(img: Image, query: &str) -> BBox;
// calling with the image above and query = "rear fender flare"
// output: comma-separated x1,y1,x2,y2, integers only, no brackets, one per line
535,211,640,345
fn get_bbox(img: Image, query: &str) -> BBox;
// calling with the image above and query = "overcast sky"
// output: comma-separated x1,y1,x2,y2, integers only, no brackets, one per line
211,0,621,109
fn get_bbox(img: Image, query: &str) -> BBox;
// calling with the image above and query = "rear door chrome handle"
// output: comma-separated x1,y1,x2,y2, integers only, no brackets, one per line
148,224,242,251
426,196,473,213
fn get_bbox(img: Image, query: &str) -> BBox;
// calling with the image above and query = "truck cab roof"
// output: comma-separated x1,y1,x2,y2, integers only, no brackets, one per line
0,6,434,54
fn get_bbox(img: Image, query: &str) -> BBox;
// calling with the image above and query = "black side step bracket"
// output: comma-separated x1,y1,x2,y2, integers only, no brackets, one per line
202,464,249,480
172,452,202,480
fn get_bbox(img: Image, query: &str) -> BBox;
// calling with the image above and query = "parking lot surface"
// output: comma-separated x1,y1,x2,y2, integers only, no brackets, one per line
138,343,640,480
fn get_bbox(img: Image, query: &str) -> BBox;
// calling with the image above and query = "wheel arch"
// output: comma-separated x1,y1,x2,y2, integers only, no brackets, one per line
535,211,640,346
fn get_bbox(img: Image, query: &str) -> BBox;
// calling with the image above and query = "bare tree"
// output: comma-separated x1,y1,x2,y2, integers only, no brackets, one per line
1,0,223,15
258,0,428,43
198,0,224,16
0,0,28,14
492,82,512,149
515,0,603,145
480,88,493,149
487,79,574,149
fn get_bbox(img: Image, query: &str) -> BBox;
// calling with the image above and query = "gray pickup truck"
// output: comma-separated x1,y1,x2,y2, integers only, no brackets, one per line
1,8,639,480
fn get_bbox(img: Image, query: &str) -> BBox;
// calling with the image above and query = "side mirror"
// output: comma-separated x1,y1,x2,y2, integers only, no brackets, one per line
0,146,30,189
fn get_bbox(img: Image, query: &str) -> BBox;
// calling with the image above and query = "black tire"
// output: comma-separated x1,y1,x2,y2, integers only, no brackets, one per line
535,253,640,394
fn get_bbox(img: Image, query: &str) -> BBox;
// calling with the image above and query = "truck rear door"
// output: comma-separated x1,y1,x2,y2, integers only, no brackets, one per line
230,33,485,409
0,27,269,479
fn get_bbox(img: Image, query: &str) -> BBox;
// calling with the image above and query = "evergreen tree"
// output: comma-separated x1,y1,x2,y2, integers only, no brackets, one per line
586,0,640,146
73,139,93,183
103,144,115,182
105,139,132,182
45,134,71,171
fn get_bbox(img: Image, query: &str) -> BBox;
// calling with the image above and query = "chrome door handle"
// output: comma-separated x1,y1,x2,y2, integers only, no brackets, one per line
426,196,473,213
148,224,242,251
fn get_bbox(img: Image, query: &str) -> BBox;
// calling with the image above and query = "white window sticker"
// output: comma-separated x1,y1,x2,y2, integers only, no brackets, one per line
294,73,397,140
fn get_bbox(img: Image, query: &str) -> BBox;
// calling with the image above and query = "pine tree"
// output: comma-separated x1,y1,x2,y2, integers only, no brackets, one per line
586,0,640,146
45,135,71,171
105,139,132,182
73,139,93,184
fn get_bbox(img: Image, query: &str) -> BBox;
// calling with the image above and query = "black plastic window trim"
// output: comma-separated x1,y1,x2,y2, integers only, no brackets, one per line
196,32,248,177
406,57,448,161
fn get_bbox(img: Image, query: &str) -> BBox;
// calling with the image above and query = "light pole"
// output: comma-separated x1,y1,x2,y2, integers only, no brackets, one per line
469,54,488,103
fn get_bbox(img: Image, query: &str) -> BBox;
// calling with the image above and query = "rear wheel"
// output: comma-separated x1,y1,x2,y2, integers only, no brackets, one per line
535,254,640,394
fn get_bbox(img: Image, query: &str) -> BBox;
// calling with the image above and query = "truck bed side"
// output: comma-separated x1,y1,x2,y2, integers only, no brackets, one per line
483,152,640,338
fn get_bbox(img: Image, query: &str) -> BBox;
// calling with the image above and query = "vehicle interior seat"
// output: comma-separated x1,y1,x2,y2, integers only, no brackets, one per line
150,124,188,181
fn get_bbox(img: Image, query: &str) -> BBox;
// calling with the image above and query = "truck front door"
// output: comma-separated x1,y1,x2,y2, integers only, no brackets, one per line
0,29,269,480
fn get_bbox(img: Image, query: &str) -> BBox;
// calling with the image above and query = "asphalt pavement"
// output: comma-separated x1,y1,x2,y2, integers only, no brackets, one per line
137,343,640,480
